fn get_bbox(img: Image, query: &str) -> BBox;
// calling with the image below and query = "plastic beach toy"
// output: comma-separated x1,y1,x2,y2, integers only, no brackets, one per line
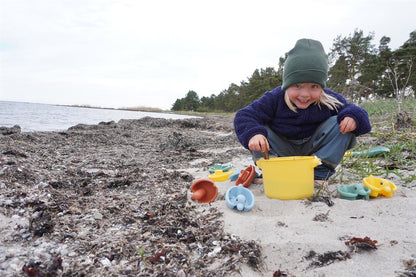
363,175,397,198
337,184,371,200
209,164,232,174
208,170,234,181
225,184,255,212
235,165,256,188
256,156,321,200
190,179,218,203
228,169,243,181
344,146,390,158
229,168,260,182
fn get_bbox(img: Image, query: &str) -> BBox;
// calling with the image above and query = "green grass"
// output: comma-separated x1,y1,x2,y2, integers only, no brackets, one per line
333,97,416,186
360,98,416,126
120,106,164,112
360,97,416,116
169,110,236,117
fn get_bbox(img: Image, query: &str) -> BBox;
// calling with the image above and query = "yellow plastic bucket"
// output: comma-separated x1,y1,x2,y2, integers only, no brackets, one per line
256,156,321,200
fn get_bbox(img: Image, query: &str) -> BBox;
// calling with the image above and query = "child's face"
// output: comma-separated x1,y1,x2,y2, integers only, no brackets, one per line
286,83,322,109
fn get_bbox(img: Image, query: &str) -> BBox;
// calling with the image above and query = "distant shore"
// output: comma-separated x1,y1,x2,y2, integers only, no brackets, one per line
60,103,165,113
61,103,234,117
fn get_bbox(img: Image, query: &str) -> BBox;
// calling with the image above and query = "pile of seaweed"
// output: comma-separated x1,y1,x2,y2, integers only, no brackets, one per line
0,116,261,276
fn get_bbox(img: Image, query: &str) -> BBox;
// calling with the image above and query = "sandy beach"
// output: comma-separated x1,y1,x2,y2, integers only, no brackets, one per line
1,115,415,276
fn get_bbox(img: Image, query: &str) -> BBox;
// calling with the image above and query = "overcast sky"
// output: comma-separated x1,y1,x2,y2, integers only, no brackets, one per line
1,0,415,110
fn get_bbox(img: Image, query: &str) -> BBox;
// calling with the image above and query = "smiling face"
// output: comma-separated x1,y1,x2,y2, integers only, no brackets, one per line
286,83,322,109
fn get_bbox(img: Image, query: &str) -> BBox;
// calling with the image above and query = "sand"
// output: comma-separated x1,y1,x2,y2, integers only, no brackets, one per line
192,154,416,276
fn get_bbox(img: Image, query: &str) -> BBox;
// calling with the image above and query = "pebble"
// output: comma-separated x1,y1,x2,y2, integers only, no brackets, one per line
93,211,103,220
100,258,111,266
177,269,187,277
85,168,101,174
9,260,23,272
37,182,49,189
11,214,20,220
32,211,41,219
208,246,222,257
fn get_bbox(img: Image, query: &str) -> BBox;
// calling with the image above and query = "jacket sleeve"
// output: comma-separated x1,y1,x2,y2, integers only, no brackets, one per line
337,103,371,136
233,89,279,149
325,89,372,136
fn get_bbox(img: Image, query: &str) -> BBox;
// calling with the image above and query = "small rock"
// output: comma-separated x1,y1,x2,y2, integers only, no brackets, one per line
11,214,20,220
32,211,41,219
93,211,103,220
37,182,49,189
207,246,222,257
177,269,187,277
100,258,111,266
0,125,21,135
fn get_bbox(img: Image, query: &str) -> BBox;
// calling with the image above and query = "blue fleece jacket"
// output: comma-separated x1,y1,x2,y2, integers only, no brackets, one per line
234,86,371,149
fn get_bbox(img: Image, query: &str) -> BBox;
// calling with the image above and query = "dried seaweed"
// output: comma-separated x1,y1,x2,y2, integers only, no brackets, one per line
304,236,379,269
273,269,289,276
313,210,330,222
308,195,334,207
398,259,416,277
305,250,351,268
22,257,62,277
345,236,378,251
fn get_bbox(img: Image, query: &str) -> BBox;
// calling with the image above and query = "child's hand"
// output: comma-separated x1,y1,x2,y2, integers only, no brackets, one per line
339,116,357,134
248,134,270,153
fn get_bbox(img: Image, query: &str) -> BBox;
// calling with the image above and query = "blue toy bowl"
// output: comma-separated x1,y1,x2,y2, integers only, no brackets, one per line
228,169,243,181
225,184,255,212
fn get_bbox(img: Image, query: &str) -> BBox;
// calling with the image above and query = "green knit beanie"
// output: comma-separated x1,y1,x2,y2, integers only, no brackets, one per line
282,38,328,90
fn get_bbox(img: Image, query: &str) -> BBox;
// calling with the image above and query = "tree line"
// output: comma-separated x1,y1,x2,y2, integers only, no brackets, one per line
171,29,416,112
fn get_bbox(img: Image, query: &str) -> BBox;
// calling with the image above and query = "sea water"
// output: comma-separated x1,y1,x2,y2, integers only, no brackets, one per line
0,101,199,132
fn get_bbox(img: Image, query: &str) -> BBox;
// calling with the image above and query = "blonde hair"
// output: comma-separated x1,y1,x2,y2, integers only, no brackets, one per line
284,90,343,112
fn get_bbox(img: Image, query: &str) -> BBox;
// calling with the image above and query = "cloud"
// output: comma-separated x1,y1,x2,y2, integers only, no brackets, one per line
1,0,415,109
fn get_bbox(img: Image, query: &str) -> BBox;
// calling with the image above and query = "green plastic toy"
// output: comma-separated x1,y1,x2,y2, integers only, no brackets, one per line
337,184,371,200
344,146,390,158
209,163,232,174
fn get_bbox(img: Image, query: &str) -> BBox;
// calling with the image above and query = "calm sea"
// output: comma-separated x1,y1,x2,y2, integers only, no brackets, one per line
0,101,199,132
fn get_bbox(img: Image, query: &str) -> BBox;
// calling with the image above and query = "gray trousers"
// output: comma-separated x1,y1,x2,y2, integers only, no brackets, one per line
252,116,356,180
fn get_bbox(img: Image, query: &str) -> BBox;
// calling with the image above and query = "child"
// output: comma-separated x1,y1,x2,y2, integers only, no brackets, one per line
234,38,371,181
